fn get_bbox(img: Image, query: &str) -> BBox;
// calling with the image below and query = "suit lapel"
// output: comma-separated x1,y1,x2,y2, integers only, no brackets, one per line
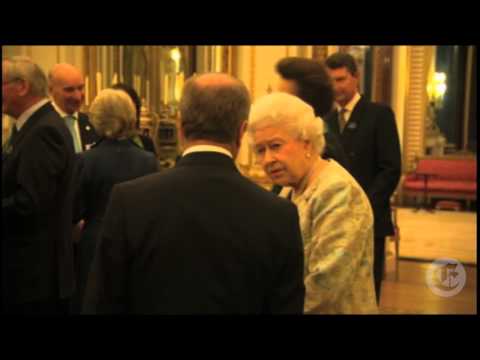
78,113,97,150
11,102,55,149
325,109,341,136
346,96,366,130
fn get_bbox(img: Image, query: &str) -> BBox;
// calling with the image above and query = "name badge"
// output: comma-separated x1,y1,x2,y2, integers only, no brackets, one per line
347,122,357,130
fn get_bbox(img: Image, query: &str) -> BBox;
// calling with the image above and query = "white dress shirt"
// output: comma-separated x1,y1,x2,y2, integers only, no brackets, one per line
335,92,361,124
182,144,233,158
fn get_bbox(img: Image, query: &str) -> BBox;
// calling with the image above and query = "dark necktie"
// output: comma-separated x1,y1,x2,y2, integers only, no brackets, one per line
338,108,347,133
10,126,18,144
2,126,18,156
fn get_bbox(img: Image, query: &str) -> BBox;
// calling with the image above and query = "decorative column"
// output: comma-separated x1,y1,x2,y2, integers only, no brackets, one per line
403,46,434,172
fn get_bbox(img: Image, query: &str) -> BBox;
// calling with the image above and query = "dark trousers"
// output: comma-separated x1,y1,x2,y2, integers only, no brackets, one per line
4,298,70,315
373,236,386,304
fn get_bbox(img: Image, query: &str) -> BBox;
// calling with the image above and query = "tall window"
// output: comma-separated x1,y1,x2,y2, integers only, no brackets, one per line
435,45,476,153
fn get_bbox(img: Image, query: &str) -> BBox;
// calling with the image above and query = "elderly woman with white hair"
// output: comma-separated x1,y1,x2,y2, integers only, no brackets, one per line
72,88,159,313
248,92,377,314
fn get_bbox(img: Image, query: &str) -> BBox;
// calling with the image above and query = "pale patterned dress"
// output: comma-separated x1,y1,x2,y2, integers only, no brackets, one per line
282,160,378,314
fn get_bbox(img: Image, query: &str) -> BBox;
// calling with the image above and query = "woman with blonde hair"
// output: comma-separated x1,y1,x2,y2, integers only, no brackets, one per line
248,92,377,314
71,88,159,313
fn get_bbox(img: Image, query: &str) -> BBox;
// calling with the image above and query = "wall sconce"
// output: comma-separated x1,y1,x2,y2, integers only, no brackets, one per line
427,72,447,109
170,48,181,73
169,48,184,103
425,71,447,155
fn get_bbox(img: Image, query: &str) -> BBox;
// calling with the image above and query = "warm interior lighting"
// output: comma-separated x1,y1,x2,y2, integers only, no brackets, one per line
428,72,447,104
170,48,181,62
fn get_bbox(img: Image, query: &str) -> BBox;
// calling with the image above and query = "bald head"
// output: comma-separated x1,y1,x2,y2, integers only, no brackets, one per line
179,72,250,146
194,72,241,88
48,63,85,115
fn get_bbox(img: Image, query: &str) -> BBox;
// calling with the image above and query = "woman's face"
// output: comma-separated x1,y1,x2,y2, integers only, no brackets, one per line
253,126,311,188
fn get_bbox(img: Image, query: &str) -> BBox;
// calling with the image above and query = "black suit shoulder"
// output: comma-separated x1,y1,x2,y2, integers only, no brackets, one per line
15,103,73,156
139,134,156,154
83,139,155,159
79,139,158,181
114,157,297,217
354,97,395,120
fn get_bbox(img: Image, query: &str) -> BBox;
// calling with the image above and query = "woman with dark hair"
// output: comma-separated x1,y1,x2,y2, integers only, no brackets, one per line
275,57,350,173
111,82,156,155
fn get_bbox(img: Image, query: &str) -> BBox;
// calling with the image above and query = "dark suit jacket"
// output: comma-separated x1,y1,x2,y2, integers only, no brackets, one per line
139,134,156,155
323,131,351,172
71,138,159,312
78,112,99,151
2,101,76,306
84,151,305,314
325,97,401,238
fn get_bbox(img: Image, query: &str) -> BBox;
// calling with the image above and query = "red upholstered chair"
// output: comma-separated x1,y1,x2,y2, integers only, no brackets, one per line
402,157,477,210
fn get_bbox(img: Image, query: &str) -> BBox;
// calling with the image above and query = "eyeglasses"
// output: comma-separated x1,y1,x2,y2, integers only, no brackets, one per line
2,78,23,85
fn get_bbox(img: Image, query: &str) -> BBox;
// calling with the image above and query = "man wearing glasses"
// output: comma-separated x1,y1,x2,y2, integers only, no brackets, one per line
2,56,76,314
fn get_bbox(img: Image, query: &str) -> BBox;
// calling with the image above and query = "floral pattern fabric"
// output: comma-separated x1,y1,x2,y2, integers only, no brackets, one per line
283,160,378,314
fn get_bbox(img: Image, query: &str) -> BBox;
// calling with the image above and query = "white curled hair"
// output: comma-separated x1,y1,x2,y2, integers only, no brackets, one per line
247,92,325,155
89,88,137,139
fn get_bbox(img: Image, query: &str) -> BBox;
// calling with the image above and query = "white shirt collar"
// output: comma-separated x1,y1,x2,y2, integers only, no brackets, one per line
336,92,361,113
182,145,233,158
51,99,79,119
15,98,50,131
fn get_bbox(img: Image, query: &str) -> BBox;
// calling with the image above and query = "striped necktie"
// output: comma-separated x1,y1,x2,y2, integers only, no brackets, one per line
65,115,82,153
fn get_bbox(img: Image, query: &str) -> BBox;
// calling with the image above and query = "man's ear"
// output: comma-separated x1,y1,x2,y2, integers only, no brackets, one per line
177,117,186,149
236,120,247,147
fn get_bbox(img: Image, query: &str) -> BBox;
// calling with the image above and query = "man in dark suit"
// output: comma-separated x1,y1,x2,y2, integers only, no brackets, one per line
48,63,100,314
48,63,99,152
324,52,401,304
2,56,76,314
84,73,305,314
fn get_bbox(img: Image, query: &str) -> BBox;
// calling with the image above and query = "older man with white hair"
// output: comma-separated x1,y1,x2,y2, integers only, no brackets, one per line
2,56,76,314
